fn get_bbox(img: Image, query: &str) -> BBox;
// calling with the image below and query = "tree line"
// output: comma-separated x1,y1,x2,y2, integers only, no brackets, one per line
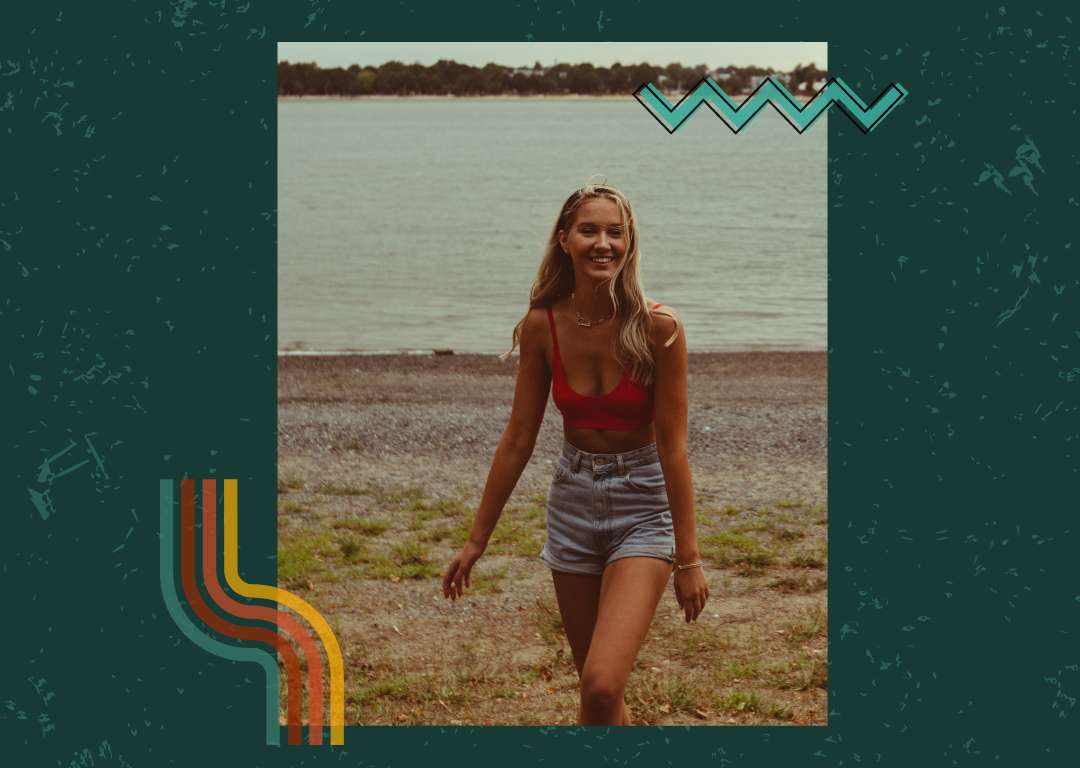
277,60,828,97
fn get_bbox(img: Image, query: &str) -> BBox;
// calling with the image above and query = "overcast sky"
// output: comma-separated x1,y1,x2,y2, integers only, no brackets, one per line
277,42,826,71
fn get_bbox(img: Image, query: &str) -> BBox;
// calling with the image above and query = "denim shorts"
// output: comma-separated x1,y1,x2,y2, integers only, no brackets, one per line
539,441,676,575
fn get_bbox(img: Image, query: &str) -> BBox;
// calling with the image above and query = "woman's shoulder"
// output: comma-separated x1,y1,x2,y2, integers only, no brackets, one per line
647,302,680,348
520,305,555,344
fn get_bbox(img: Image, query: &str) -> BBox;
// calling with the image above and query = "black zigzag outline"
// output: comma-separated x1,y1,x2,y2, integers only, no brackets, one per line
632,76,907,135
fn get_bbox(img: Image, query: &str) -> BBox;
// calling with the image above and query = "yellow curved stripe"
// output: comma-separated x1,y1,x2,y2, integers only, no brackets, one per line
223,479,345,745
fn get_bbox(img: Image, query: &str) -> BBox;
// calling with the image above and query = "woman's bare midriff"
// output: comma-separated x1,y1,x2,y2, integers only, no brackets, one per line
564,424,656,454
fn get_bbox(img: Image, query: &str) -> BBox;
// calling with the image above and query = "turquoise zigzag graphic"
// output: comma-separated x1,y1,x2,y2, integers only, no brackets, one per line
634,76,907,134
159,480,281,746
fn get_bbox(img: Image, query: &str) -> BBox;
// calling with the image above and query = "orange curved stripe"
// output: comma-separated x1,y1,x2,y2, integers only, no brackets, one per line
201,480,325,744
180,479,303,745
223,479,345,744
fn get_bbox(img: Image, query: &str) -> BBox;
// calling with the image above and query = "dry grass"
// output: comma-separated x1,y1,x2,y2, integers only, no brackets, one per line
276,474,827,725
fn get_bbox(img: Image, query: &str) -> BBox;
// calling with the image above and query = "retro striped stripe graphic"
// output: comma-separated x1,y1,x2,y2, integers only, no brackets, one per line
159,478,345,745
223,479,346,745
200,479,326,745
179,479,305,744
159,479,281,746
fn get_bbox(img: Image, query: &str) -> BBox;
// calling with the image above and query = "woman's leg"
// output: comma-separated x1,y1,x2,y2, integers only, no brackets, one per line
578,556,672,725
551,570,603,678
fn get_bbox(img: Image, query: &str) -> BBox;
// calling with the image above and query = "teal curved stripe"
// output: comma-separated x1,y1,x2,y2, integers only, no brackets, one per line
159,479,280,746
635,76,907,134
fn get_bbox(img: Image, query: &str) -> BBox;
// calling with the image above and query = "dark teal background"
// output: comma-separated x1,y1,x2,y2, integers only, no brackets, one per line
3,1,1077,765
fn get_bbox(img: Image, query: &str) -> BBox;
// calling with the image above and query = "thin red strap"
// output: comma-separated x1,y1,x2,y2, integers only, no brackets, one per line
545,306,560,362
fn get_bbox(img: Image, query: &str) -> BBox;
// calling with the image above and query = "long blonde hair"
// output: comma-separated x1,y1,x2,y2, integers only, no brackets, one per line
507,182,678,386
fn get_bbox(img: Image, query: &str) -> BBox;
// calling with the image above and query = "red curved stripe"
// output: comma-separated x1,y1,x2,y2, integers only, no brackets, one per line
201,479,325,744
180,479,302,745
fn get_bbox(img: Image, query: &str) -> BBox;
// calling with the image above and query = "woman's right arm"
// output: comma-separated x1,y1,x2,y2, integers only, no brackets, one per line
442,308,551,600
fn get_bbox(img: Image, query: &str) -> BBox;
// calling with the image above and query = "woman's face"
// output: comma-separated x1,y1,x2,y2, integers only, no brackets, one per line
558,197,628,287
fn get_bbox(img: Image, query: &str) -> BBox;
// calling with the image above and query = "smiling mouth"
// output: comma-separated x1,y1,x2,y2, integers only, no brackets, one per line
588,255,615,264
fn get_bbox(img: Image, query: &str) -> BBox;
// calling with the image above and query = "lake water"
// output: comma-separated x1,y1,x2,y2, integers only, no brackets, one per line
278,98,826,353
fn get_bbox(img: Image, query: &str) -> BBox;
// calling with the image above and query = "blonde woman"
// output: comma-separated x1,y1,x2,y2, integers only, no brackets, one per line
442,182,708,725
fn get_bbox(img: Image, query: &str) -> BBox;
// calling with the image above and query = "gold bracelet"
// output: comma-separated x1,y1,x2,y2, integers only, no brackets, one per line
675,561,704,571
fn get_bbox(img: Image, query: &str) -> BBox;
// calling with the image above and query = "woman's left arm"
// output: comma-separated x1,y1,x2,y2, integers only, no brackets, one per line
652,310,710,622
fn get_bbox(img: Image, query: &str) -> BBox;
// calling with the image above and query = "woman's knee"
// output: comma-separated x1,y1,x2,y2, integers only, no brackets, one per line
580,670,624,713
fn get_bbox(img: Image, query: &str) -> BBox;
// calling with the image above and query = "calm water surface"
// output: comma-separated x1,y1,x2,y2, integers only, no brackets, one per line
278,98,826,352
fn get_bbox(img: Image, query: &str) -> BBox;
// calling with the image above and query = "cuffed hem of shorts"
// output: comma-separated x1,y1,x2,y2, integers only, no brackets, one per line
539,548,605,576
605,548,676,568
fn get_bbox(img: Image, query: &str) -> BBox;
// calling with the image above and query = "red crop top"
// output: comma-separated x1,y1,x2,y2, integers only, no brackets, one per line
546,306,655,431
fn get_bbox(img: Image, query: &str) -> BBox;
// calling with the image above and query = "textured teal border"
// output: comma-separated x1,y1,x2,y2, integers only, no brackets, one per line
3,1,1078,765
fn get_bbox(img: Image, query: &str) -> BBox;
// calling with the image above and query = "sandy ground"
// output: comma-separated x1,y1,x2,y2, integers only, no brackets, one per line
278,351,827,725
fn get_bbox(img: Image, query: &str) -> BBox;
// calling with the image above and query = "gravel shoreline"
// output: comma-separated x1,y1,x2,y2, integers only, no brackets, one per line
279,351,827,510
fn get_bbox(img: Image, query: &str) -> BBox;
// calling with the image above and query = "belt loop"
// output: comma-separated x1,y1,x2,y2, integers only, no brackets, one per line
616,454,626,475
573,450,583,473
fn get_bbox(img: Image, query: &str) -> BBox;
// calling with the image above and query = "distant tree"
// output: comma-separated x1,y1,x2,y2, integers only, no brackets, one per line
566,63,600,93
629,63,659,89
510,72,532,94
275,58,823,98
354,68,376,94
608,62,631,92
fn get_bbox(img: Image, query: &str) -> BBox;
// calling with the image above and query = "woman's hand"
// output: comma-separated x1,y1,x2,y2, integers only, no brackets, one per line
442,541,485,601
673,566,709,622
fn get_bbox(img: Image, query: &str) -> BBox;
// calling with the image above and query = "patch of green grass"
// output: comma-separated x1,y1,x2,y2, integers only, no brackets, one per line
784,604,827,644
407,497,472,526
393,540,428,564
789,547,827,569
278,532,334,587
770,526,806,542
715,690,763,714
765,702,796,721
782,656,828,690
721,505,741,517
277,476,305,494
701,531,776,572
353,540,440,581
487,517,543,557
320,483,366,496
774,500,806,510
768,573,828,594
278,498,305,516
367,485,426,505
350,674,420,707
714,660,761,683
469,566,507,594
332,518,390,536
419,518,472,547
630,674,706,720
338,536,371,563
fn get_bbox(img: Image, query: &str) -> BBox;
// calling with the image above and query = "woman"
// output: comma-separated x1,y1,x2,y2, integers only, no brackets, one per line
441,182,708,725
